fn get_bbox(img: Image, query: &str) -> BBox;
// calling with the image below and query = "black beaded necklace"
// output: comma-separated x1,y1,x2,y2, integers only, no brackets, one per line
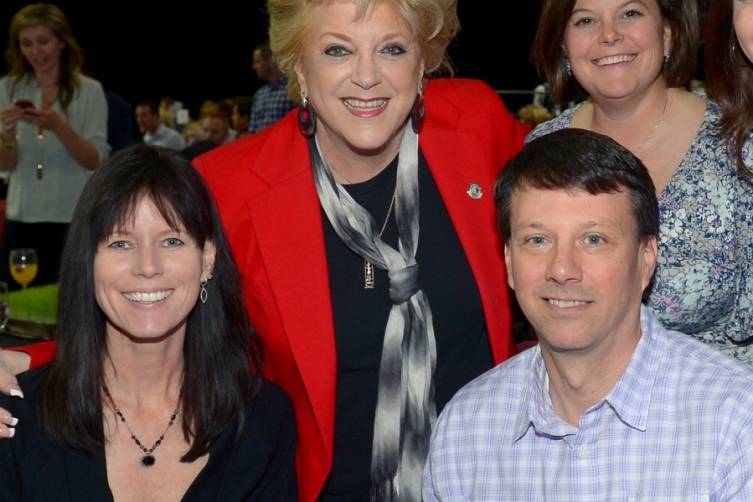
103,386,180,467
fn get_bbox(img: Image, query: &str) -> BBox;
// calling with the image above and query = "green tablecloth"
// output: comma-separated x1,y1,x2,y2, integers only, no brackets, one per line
4,284,57,340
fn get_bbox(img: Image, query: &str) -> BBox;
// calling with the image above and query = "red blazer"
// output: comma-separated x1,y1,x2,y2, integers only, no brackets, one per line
196,78,526,500
21,79,527,502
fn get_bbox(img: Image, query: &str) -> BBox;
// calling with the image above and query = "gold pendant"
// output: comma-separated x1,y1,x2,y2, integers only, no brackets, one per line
364,260,375,289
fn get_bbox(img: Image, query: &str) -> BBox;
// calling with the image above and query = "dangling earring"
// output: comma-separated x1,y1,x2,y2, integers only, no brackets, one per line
563,56,572,77
410,87,425,134
200,278,208,304
663,49,670,64
297,91,317,138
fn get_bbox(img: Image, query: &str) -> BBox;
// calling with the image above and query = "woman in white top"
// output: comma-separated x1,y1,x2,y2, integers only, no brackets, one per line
0,3,109,287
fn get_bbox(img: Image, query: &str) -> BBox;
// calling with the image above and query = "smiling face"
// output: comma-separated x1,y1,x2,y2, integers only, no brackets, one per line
563,0,670,103
734,0,753,63
18,24,64,76
295,1,424,163
93,196,215,343
505,186,656,359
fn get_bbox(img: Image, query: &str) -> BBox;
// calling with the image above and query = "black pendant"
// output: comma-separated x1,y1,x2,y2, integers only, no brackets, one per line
141,455,156,467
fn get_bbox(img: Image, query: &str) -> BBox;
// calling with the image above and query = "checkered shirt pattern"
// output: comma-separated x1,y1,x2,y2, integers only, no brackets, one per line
423,307,753,501
250,75,297,133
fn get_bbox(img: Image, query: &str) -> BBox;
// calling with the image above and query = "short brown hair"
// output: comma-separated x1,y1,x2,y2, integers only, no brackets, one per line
494,128,658,243
267,0,459,99
531,0,699,104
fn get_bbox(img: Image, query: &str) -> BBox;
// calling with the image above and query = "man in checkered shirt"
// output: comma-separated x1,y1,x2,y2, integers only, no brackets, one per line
249,42,297,134
423,129,753,501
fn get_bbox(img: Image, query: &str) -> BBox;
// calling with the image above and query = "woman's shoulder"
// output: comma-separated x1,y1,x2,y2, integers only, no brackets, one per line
245,379,295,425
198,114,300,169
0,74,30,98
74,74,105,97
525,106,578,143
424,78,509,118
685,99,742,169
425,78,498,100
228,380,296,464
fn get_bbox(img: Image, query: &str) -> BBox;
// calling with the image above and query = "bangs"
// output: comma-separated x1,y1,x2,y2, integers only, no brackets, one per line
101,190,186,241
85,146,214,248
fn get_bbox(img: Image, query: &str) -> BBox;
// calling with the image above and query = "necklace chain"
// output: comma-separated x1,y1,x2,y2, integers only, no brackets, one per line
590,91,670,153
364,181,397,289
103,386,179,467
378,187,397,237
633,91,669,152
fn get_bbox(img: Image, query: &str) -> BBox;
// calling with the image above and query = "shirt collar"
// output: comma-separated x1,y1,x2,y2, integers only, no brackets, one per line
601,306,663,432
513,306,663,441
144,123,166,141
270,74,288,91
513,346,578,441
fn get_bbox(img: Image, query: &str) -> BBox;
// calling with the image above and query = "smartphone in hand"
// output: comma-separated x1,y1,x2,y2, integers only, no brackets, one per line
13,100,35,110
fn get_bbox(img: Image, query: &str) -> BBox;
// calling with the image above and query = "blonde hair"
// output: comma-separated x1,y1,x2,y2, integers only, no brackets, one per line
5,4,84,113
267,0,459,99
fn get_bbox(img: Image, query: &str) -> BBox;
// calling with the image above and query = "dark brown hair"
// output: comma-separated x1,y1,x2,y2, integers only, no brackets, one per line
39,145,262,462
4,4,85,113
531,0,699,104
705,0,753,179
494,128,658,243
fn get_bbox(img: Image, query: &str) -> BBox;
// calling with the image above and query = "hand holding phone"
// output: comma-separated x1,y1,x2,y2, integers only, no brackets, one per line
13,100,35,110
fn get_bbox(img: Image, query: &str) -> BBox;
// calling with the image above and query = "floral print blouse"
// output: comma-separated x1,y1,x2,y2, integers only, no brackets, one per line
527,102,753,363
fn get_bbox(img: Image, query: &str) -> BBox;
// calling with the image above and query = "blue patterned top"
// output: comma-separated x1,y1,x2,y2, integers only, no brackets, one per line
526,102,753,363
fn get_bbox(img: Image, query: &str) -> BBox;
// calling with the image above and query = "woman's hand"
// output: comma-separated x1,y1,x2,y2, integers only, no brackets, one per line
22,107,64,133
0,105,23,139
0,349,26,439
20,106,101,170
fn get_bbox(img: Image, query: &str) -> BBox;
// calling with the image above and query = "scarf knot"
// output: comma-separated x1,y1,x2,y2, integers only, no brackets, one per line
388,264,420,304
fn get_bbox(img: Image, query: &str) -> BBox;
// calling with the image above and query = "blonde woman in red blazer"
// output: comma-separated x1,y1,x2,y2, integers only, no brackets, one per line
195,77,525,501
0,1,527,500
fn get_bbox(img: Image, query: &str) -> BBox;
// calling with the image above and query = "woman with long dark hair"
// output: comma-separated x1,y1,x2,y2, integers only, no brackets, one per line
0,145,296,501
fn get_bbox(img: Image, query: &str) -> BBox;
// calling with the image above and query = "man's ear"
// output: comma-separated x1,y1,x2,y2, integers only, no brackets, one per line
639,235,658,292
504,242,515,290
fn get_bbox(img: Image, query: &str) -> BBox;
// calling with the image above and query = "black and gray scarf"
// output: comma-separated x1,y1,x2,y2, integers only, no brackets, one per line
309,123,436,501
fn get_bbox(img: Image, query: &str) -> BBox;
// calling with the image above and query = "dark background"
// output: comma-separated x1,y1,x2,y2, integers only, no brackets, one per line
0,2,544,116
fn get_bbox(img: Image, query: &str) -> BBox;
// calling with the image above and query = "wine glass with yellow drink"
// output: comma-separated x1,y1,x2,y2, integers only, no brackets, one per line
9,248,38,289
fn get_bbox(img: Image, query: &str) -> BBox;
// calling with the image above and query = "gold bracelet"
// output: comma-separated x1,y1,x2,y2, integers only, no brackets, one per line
0,134,17,150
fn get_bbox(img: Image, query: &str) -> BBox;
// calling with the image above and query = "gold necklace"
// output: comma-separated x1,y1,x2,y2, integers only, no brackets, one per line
364,186,396,289
590,91,670,153
633,91,669,152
